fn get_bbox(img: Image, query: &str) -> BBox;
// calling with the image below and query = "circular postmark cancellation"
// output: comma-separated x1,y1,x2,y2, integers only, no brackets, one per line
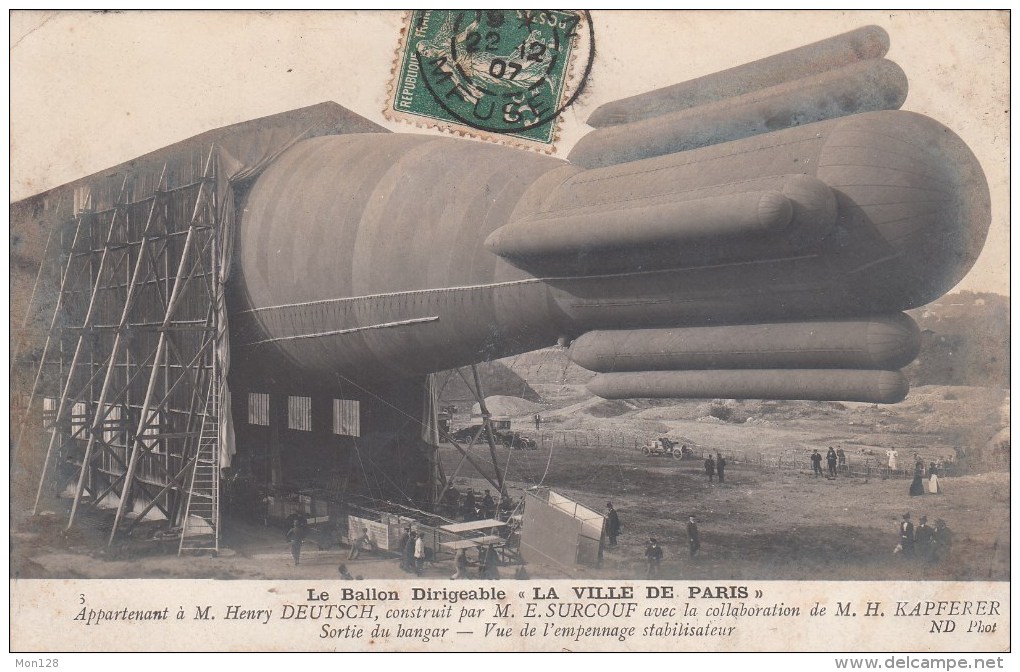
388,10,594,148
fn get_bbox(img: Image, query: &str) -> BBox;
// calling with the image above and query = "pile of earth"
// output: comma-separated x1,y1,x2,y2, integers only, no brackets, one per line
471,395,543,418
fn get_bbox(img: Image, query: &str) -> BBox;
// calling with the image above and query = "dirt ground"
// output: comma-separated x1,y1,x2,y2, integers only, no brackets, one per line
435,383,1009,581
9,384,1009,582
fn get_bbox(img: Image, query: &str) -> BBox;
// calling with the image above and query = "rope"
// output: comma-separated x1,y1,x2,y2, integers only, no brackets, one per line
336,373,418,506
535,434,556,490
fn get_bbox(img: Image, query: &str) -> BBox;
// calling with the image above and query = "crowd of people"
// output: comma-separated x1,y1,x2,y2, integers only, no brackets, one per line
601,436,964,575
274,482,527,579
809,446,953,492
282,441,959,580
887,449,959,480
440,486,517,522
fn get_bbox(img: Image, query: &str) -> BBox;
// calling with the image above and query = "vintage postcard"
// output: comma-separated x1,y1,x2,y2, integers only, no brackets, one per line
8,10,1010,659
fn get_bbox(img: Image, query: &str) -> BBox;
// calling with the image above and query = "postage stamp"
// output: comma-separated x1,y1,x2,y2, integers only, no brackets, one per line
386,9,594,150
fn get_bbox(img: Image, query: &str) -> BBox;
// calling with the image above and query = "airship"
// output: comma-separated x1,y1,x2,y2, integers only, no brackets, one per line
232,25,988,404
13,25,990,535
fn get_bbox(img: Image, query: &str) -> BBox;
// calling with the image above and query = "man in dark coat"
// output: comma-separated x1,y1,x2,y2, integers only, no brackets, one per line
482,544,500,580
463,489,477,521
443,486,460,517
811,449,823,477
403,531,417,573
932,519,953,562
915,515,934,562
704,455,716,482
827,447,838,477
481,490,496,519
645,538,663,578
899,513,915,558
398,526,412,571
716,454,727,483
605,502,621,547
287,520,306,566
687,516,701,558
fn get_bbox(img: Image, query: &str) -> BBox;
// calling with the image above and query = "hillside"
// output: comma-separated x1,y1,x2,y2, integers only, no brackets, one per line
466,291,1010,395
906,291,1009,388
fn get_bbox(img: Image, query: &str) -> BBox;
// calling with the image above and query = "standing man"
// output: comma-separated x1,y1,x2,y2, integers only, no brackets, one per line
645,538,663,578
481,490,496,519
687,516,701,558
463,489,477,521
932,519,953,562
716,454,727,484
837,447,847,473
704,454,716,483
534,413,542,430
915,516,934,562
811,449,823,477
827,447,838,478
398,525,412,571
287,519,305,566
899,513,915,558
403,530,417,573
605,502,621,547
413,531,426,576
442,486,460,518
483,544,500,580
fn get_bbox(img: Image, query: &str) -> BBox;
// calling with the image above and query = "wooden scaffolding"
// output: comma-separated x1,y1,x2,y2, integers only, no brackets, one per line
18,147,223,552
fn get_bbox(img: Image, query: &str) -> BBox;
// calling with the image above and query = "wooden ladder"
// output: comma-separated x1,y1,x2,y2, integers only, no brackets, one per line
179,380,220,555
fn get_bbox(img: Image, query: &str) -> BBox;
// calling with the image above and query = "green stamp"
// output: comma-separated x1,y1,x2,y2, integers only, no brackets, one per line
387,10,593,147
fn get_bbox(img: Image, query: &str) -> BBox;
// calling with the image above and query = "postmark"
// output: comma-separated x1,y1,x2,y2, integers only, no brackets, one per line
386,10,594,150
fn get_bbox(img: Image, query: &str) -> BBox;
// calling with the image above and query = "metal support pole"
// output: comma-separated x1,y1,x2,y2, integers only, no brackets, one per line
470,365,506,497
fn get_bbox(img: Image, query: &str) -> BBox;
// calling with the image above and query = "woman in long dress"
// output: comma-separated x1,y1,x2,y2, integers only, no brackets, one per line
913,460,930,497
909,473,925,496
929,472,941,494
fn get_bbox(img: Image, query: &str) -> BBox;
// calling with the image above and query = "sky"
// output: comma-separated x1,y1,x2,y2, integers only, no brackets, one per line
9,10,1009,295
